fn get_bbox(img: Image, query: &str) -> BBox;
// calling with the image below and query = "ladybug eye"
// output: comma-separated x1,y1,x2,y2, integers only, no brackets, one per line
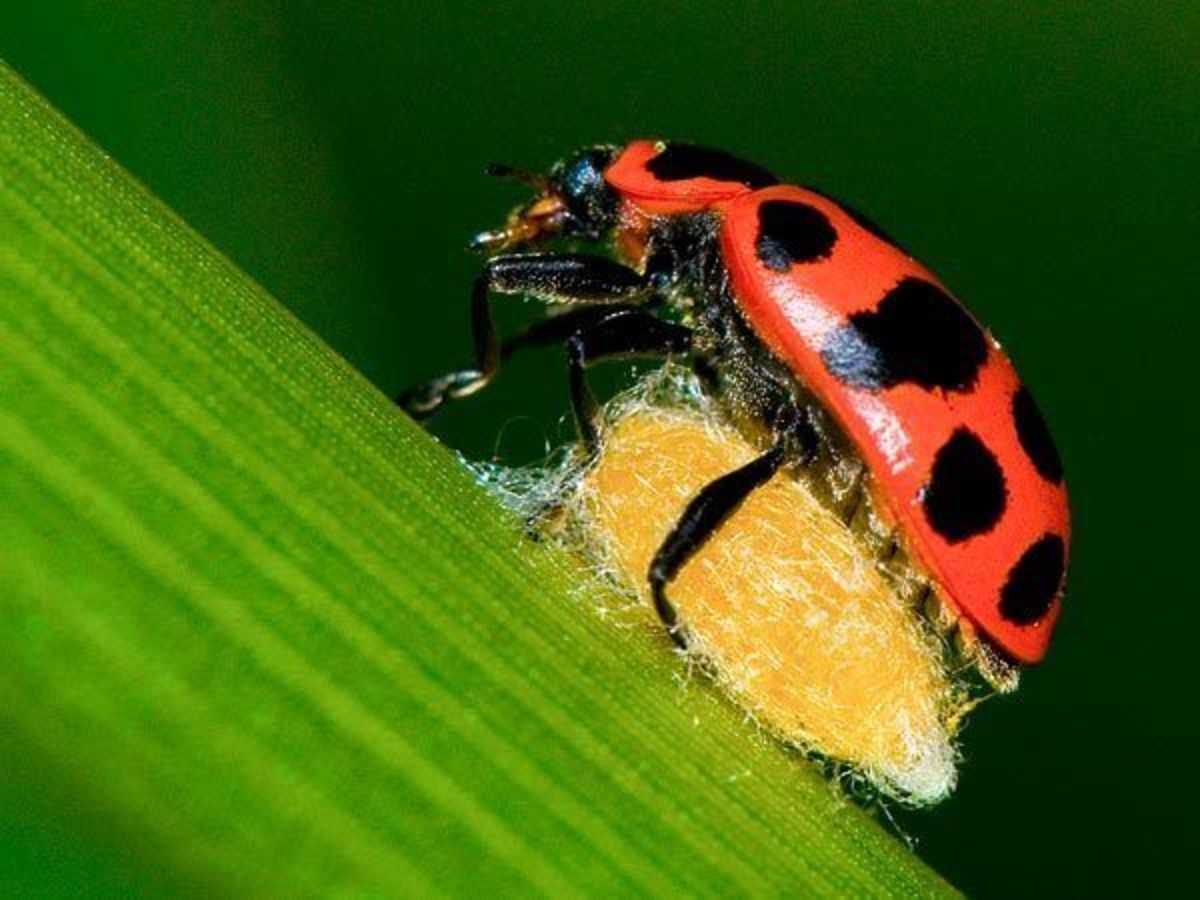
552,147,619,236
559,149,612,199
561,162,601,200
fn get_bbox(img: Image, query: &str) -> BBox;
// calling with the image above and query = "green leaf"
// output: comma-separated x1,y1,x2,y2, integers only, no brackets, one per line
0,61,955,897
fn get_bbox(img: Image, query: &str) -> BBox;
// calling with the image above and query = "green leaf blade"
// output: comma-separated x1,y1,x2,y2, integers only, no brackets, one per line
0,62,956,897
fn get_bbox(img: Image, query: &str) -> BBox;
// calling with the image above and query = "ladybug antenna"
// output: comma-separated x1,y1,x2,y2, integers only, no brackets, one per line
484,162,551,193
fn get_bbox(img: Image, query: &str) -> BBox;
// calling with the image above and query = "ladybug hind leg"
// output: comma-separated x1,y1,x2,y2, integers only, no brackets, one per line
647,441,786,647
646,406,817,647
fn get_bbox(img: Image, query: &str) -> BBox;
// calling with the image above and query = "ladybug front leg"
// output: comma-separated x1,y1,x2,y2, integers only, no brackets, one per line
399,253,652,418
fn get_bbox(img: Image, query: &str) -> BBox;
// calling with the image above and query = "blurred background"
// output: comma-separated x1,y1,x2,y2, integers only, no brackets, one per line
2,2,1196,895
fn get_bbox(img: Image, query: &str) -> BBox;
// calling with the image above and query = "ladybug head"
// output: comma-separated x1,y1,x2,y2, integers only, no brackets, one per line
469,145,619,254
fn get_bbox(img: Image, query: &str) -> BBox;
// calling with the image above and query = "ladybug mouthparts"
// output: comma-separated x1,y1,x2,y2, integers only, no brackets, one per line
468,163,566,253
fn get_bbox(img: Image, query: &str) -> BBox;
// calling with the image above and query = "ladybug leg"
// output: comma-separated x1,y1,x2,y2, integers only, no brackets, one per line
648,441,786,646
564,309,692,453
499,303,648,360
398,253,651,418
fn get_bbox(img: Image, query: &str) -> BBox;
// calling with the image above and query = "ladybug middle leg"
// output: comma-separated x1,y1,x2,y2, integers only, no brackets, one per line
563,309,692,453
648,407,819,647
399,253,652,417
443,302,693,453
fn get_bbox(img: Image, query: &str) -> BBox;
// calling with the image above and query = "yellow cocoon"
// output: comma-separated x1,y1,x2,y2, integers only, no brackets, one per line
574,405,963,805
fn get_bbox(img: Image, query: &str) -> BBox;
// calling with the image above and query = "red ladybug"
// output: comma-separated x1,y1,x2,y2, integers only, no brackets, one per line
402,140,1070,672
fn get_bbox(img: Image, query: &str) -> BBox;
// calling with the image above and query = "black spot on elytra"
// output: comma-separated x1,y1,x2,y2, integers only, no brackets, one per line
923,428,1007,543
645,143,778,189
804,186,904,250
821,277,989,392
755,200,838,271
1013,386,1063,484
1000,534,1065,624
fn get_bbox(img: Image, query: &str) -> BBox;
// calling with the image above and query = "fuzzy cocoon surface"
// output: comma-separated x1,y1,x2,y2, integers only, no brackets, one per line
565,396,967,806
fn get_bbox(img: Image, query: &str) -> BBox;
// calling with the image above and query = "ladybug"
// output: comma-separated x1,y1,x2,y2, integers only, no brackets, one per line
402,140,1070,678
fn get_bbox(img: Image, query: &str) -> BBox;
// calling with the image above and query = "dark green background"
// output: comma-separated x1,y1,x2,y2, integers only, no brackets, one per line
3,2,1197,895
